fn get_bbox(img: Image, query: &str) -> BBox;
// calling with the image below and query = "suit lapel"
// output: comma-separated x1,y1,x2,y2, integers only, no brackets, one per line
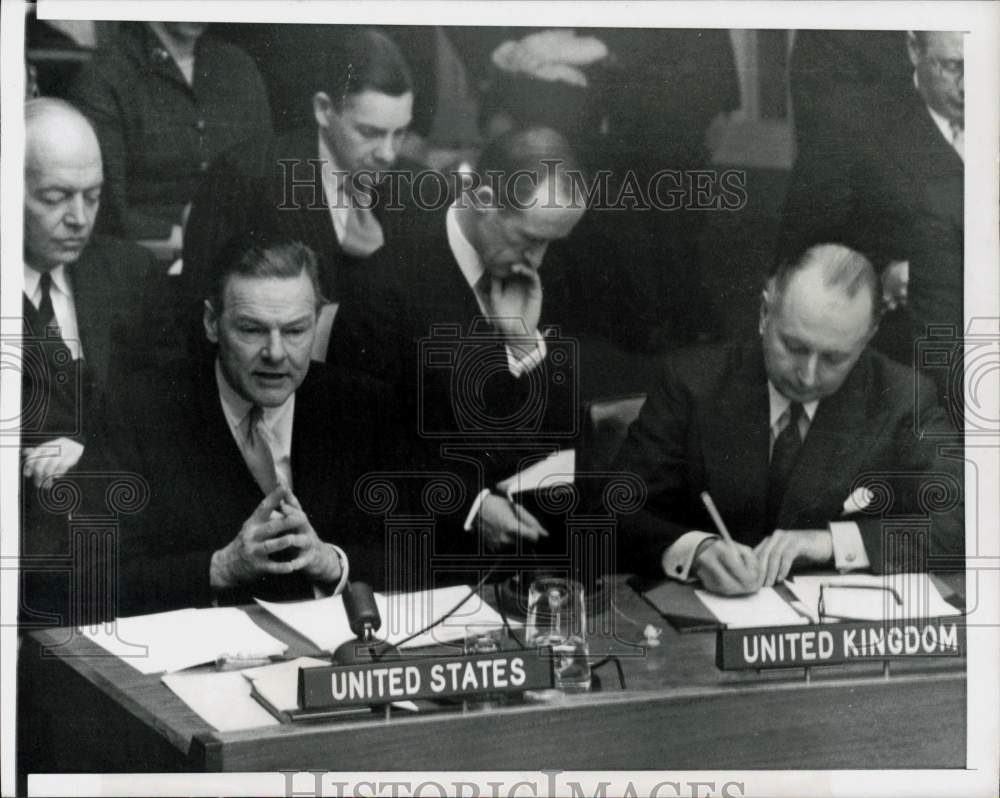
70,248,112,398
700,346,771,539
778,353,876,527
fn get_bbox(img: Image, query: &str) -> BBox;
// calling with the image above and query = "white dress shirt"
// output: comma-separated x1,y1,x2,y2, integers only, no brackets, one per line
23,264,83,360
317,133,351,244
662,383,869,581
215,360,295,491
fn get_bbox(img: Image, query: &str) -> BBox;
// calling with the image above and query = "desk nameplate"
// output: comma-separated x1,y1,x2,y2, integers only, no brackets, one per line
716,616,966,670
299,648,554,709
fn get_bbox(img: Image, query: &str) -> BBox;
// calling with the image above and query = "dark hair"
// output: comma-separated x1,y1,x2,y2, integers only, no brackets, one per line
208,235,324,312
474,126,582,210
770,242,881,324
320,28,413,109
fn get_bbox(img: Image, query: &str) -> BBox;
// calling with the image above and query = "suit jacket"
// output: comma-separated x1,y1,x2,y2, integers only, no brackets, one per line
330,206,579,559
21,235,161,448
94,358,402,616
19,236,170,625
69,22,272,240
612,343,964,577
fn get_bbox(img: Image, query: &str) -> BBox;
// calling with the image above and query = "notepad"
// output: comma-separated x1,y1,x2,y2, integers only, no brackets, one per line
84,607,287,674
161,669,280,731
256,585,516,652
785,573,963,623
694,587,809,628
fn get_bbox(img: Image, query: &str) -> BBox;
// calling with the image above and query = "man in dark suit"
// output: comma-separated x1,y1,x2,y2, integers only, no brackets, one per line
181,28,414,317
613,243,963,595
96,238,400,617
19,99,165,625
332,127,586,560
780,31,964,400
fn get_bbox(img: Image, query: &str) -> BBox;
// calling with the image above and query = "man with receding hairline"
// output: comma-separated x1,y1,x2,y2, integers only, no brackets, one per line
613,243,963,596
20,98,163,624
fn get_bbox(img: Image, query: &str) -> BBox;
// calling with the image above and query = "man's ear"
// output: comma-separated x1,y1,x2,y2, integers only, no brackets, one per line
203,300,219,344
313,91,335,129
758,287,772,335
472,183,495,211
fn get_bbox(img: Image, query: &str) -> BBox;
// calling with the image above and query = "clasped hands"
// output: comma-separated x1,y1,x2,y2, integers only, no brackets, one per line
210,486,341,590
693,529,834,596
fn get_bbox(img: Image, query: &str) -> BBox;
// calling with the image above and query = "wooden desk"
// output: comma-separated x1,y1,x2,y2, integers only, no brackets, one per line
19,577,965,775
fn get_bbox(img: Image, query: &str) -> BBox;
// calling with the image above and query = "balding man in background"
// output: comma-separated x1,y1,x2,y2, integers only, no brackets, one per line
613,243,964,595
20,99,167,625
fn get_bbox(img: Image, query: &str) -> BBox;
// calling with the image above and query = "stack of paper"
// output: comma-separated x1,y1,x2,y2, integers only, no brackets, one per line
694,587,809,628
84,607,287,674
786,573,963,623
256,585,516,652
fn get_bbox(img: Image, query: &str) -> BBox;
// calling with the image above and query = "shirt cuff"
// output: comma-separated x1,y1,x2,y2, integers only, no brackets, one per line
829,521,870,571
506,330,547,377
463,488,493,532
313,543,350,598
662,530,718,581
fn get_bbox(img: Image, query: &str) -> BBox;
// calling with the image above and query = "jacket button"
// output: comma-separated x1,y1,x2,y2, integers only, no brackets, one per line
195,119,206,131
199,161,209,172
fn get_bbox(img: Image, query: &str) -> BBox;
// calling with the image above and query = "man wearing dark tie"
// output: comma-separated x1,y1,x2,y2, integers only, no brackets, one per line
182,28,415,326
96,238,400,616
332,127,586,566
19,99,162,625
613,243,963,596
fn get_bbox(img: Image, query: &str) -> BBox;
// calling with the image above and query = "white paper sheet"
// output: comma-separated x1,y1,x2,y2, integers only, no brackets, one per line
256,585,518,652
497,448,575,495
84,607,288,675
785,573,962,623
161,670,279,731
694,587,810,628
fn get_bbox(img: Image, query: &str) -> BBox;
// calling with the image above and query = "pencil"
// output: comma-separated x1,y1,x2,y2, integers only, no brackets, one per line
699,491,735,546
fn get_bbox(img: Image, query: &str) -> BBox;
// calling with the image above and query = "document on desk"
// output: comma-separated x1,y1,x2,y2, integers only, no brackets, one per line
786,573,963,623
161,670,279,731
694,587,809,628
84,607,288,674
256,585,515,652
496,448,575,495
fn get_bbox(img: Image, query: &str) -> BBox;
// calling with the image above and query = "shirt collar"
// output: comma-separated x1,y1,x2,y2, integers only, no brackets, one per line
767,381,818,429
317,131,346,199
214,359,294,433
23,263,71,301
446,204,486,292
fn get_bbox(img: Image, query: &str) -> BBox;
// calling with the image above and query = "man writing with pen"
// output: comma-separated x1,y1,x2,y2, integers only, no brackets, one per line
612,242,964,595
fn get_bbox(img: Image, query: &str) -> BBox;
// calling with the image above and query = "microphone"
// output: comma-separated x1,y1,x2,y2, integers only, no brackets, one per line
333,582,398,664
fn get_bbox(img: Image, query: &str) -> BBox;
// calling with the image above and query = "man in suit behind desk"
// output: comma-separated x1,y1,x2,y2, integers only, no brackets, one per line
332,127,587,574
181,28,415,329
613,243,964,596
96,238,401,617
19,99,167,625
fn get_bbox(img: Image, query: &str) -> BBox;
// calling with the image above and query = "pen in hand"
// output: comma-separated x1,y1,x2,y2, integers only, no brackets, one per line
699,491,735,546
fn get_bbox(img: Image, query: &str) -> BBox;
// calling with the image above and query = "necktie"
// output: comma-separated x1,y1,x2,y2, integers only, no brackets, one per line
37,272,61,339
950,121,964,160
340,202,385,257
766,402,804,530
243,405,285,495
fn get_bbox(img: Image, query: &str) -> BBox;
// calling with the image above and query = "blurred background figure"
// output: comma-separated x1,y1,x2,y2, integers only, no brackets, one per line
68,21,271,259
